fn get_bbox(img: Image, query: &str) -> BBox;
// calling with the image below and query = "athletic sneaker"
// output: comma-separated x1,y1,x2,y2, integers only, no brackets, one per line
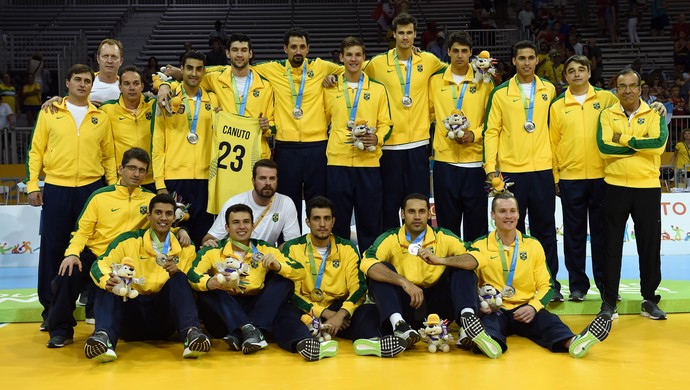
569,312,612,358
39,320,48,332
77,293,88,307
550,291,565,302
85,318,95,325
598,303,619,319
568,290,585,302
352,335,407,358
296,338,338,361
222,334,241,351
241,324,268,355
641,300,667,320
393,320,420,348
460,312,502,359
47,335,73,348
183,327,211,359
84,331,117,363
455,327,473,350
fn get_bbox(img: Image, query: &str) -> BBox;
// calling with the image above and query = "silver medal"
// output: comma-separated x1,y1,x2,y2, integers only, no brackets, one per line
523,121,536,133
501,285,516,298
187,132,199,144
402,96,413,108
292,107,303,119
408,243,421,256
155,253,168,267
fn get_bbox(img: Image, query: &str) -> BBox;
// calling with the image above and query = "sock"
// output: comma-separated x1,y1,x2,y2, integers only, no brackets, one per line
461,308,475,315
389,313,404,328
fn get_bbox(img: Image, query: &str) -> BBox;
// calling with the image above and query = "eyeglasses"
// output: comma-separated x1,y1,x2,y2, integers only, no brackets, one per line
123,165,147,174
617,84,640,92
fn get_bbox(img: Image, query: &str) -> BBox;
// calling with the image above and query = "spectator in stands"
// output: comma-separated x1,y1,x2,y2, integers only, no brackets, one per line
420,21,439,50
26,64,117,331
650,0,669,37
574,0,588,27
605,0,619,43
27,53,44,93
206,38,227,66
0,101,15,132
427,32,448,62
568,33,583,55
22,73,41,126
0,73,18,114
671,13,690,41
538,49,564,85
372,0,397,42
627,1,641,46
142,56,159,93
673,31,690,72
518,1,536,33
641,81,658,104
208,19,229,48
179,41,193,65
670,85,688,115
91,39,124,106
669,128,690,171
330,49,343,65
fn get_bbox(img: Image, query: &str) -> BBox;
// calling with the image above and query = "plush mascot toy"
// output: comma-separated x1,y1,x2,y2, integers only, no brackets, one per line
472,50,497,85
301,313,332,342
214,257,250,290
442,109,471,140
418,314,454,353
478,284,503,311
350,120,377,152
111,257,146,301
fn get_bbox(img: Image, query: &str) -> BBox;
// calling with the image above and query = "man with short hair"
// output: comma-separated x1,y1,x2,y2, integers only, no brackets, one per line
323,36,392,253
86,194,210,363
429,31,492,242
27,64,117,329
187,203,306,355
362,13,445,230
202,159,300,248
361,193,498,356
483,40,562,301
91,39,125,106
278,196,406,359
597,69,669,320
442,193,612,358
152,51,218,247
100,66,156,191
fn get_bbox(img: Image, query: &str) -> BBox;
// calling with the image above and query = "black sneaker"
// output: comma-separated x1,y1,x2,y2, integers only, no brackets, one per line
222,334,241,351
240,324,267,355
39,320,48,332
568,290,585,302
47,335,73,348
460,312,502,359
183,327,211,359
550,291,565,302
641,300,667,320
598,302,619,319
393,320,420,348
296,338,338,361
569,312,612,358
455,327,474,350
84,331,117,363
352,335,407,358
77,293,88,307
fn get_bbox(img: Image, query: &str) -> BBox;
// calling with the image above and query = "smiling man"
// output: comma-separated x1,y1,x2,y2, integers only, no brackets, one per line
483,40,562,301
27,63,117,331
323,36,392,253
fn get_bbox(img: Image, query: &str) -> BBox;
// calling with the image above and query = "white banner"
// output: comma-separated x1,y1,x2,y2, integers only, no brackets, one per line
0,205,41,267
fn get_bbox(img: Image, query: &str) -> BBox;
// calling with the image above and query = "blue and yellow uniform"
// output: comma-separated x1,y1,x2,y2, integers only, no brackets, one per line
100,95,155,186
429,65,492,241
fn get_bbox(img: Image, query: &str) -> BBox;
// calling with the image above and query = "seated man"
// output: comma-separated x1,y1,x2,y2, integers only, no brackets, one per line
360,193,499,356
277,196,406,360
426,192,612,358
85,194,210,362
187,203,306,355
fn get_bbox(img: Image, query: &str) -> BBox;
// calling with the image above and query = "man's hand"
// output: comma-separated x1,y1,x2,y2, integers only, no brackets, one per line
322,75,337,88
513,305,537,323
323,309,350,337
41,96,62,113
156,84,172,112
176,229,191,247
418,248,445,266
58,255,82,276
202,238,219,248
649,101,667,116
359,132,378,148
258,112,269,131
555,183,560,197
401,280,424,309
28,191,43,207
105,273,120,294
612,132,622,143
162,259,179,275
261,253,282,272
458,131,475,144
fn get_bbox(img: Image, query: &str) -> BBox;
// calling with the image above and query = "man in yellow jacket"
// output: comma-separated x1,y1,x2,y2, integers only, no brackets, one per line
26,63,117,329
86,194,210,363
597,69,669,320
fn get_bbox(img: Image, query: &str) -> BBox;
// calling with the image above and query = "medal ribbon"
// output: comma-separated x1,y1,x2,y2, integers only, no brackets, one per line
306,235,330,291
287,61,307,111
252,196,274,229
516,78,536,125
451,81,469,110
151,230,171,256
181,88,202,137
232,71,253,116
343,74,365,123
228,238,258,255
393,51,413,99
403,228,426,250
496,235,519,288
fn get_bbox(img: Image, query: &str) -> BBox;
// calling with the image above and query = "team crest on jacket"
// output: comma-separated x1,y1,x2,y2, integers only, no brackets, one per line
332,259,340,268
593,102,600,110
177,105,185,114
139,205,147,215
91,117,98,125
146,112,152,120
470,86,476,94
364,93,370,100
307,70,314,78
205,103,211,111
272,213,279,222
541,94,548,101
637,118,645,125
253,90,260,97
519,251,527,260
417,64,423,72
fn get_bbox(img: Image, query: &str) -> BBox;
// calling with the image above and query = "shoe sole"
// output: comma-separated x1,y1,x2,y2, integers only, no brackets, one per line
569,314,612,358
461,314,502,359
84,338,117,363
223,336,241,351
242,339,268,355
641,311,667,320
297,338,338,361
353,336,407,358
394,329,420,348
47,338,74,348
85,318,95,325
568,296,585,302
184,336,211,359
